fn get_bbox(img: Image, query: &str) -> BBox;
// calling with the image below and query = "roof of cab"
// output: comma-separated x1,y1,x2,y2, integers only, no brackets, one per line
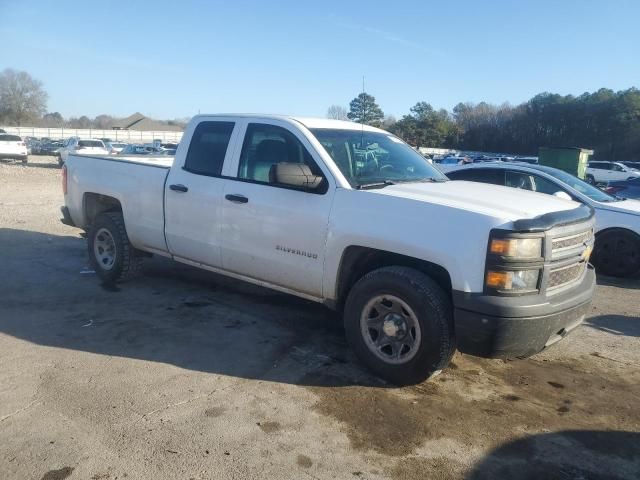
191,114,384,132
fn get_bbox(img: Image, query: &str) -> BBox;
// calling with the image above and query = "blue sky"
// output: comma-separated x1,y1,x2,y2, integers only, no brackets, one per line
1,0,638,120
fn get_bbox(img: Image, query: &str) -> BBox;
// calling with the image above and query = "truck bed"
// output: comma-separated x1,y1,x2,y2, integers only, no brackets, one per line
64,153,172,254
74,154,174,169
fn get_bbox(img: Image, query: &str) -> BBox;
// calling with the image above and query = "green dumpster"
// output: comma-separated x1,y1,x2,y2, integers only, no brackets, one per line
538,147,594,179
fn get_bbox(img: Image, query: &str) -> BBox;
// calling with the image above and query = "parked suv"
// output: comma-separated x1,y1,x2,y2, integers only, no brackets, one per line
0,134,28,164
586,161,640,185
58,138,109,166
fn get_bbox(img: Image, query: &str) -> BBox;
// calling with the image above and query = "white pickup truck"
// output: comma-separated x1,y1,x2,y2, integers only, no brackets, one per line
61,115,596,385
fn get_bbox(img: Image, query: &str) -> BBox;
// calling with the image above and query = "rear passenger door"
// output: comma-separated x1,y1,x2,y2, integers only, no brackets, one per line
164,119,240,268
220,120,335,298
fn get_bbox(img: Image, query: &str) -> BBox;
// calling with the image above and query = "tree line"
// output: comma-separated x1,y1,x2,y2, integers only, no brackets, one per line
329,88,640,160
0,68,188,130
2,67,638,160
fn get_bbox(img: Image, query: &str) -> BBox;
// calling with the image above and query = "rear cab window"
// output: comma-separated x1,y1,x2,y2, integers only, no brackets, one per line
183,121,235,176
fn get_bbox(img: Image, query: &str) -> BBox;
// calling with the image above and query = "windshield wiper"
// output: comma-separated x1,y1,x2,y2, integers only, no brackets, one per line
356,180,396,190
393,177,447,184
414,177,447,183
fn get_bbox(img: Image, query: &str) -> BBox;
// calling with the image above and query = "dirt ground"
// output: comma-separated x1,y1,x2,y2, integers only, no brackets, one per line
1,156,639,480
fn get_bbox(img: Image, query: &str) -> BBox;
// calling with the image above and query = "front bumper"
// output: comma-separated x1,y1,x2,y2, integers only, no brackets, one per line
453,265,595,358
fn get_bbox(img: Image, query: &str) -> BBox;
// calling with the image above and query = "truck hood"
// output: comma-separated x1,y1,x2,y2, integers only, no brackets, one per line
375,180,580,222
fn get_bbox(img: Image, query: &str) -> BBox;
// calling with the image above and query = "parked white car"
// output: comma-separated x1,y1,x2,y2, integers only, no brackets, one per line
58,138,109,166
0,134,28,164
585,161,640,185
61,114,596,385
105,142,127,154
447,162,640,277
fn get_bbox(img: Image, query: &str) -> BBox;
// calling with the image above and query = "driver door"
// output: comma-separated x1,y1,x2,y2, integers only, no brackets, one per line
220,121,335,297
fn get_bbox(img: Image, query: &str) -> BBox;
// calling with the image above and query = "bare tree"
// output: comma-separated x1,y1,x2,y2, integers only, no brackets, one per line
93,114,115,129
40,112,64,127
326,105,348,121
0,69,48,126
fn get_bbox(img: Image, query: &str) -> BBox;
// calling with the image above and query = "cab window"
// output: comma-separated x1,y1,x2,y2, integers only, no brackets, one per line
238,123,323,184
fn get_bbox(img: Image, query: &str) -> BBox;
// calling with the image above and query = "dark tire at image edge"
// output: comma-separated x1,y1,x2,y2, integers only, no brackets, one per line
592,229,640,278
87,212,143,283
344,266,456,386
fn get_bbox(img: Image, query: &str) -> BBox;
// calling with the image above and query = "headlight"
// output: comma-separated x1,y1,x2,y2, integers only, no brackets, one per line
489,237,542,258
486,269,540,292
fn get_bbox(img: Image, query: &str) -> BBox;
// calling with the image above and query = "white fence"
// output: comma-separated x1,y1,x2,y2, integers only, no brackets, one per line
0,126,183,143
418,147,456,155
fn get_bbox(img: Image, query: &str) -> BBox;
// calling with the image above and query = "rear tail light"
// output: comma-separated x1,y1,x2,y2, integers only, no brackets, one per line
62,165,68,195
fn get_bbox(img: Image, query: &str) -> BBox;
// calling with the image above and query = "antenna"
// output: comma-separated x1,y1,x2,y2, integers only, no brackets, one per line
361,75,365,147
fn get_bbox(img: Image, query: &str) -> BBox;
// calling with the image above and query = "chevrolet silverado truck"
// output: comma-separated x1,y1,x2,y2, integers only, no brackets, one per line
61,115,596,385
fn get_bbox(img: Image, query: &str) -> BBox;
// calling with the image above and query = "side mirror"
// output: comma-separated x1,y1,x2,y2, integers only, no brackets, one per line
553,191,572,201
269,163,324,190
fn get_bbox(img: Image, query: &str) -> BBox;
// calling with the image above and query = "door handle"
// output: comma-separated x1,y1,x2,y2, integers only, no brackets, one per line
225,194,248,204
169,184,188,192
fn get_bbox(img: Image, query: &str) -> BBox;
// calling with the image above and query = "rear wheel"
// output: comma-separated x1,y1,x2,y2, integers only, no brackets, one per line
585,174,595,185
344,266,455,385
21,156,28,165
87,212,143,283
592,229,640,277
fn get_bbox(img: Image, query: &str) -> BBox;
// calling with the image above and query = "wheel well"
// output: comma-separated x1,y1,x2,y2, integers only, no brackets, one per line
83,193,122,226
335,246,452,310
595,227,640,241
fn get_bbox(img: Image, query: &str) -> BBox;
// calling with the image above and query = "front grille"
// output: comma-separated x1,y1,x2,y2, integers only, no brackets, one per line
552,230,592,252
548,262,586,289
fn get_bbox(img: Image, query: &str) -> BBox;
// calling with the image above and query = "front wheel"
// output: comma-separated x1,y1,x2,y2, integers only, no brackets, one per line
344,266,455,385
592,229,640,277
585,174,595,185
87,212,143,283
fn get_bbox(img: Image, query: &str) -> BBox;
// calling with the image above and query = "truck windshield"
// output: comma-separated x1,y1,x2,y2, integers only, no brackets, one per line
310,128,447,187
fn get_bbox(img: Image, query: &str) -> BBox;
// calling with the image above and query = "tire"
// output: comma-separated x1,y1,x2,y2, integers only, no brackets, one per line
585,175,595,185
592,229,640,278
87,212,143,283
57,155,63,167
21,156,28,165
344,266,455,385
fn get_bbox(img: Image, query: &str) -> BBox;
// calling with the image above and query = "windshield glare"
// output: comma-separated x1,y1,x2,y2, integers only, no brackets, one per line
544,168,618,202
310,128,447,186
